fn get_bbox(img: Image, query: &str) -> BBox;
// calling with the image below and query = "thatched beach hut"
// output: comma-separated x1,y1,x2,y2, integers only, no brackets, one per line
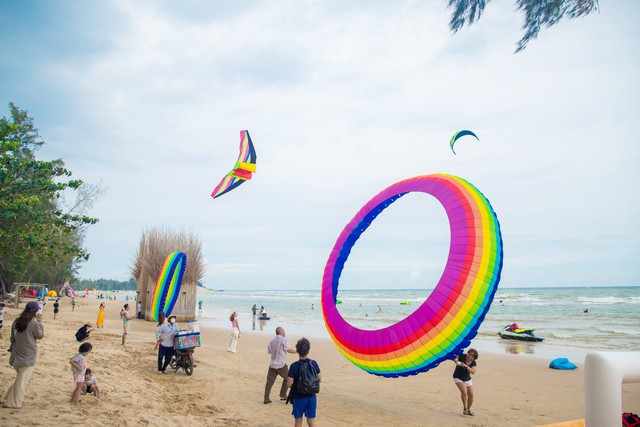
131,227,206,322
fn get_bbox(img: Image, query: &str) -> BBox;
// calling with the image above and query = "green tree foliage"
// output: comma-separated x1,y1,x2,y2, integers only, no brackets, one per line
0,103,99,293
74,278,137,291
447,0,599,52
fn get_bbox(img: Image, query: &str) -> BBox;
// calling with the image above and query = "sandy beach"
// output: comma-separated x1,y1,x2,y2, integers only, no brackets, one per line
1,296,638,427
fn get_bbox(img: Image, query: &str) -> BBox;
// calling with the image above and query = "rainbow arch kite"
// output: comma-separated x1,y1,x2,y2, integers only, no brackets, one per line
211,130,257,199
151,252,187,322
321,174,503,377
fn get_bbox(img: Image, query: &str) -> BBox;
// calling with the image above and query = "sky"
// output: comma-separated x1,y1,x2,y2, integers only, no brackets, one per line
1,1,639,290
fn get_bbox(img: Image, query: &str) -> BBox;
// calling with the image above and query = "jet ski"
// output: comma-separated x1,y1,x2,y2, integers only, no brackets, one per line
497,323,544,342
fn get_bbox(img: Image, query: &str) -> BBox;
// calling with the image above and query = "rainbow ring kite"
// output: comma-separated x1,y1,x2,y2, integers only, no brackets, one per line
151,251,187,322
321,174,503,377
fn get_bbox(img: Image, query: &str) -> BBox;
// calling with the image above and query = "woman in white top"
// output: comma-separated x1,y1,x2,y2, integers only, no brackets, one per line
227,312,241,353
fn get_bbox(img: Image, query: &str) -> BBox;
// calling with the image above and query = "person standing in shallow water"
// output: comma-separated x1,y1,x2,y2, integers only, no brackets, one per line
264,327,297,404
453,348,478,416
3,301,44,408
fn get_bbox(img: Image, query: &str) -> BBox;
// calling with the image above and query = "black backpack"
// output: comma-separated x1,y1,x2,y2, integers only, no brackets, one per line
296,359,320,395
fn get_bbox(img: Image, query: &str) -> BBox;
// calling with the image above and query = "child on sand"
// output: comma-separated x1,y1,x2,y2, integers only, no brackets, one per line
69,342,93,404
83,368,100,397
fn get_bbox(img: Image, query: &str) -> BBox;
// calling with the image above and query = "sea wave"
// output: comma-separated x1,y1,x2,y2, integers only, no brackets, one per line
596,327,640,336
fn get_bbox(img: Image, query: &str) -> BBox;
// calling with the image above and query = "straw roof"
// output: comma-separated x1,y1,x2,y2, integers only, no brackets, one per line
130,227,206,285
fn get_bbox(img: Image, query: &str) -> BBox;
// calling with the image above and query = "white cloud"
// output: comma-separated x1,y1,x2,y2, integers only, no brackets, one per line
2,0,639,289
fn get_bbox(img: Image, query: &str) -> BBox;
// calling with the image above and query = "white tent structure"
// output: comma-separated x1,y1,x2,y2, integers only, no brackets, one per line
585,351,640,426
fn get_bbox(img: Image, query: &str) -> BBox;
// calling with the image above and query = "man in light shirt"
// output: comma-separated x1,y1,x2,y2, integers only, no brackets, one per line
155,314,179,373
264,326,297,404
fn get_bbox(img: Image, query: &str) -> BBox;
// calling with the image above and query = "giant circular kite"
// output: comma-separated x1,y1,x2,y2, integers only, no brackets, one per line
151,251,187,322
321,174,503,377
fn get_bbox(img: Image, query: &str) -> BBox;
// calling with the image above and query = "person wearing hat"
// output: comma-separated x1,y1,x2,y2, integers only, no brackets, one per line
3,301,44,408
155,313,179,373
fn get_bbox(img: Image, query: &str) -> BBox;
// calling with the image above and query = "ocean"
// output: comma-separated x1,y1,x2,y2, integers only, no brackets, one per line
196,286,640,362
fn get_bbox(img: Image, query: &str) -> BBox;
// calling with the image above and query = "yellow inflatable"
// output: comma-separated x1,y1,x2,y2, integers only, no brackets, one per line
47,290,57,298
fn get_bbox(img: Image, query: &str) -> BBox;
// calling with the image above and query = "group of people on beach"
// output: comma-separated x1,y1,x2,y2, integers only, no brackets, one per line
263,326,322,426
251,304,268,318
231,305,480,424
3,298,480,422
2,299,140,409
2,301,102,409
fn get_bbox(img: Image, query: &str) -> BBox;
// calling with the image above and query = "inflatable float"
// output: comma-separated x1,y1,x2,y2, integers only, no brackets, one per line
549,357,577,370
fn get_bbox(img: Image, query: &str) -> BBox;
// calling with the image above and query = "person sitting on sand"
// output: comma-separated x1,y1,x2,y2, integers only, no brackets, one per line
75,323,93,342
453,348,478,416
83,368,100,397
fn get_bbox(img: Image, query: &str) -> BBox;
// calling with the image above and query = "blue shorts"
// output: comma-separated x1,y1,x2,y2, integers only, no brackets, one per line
292,395,317,419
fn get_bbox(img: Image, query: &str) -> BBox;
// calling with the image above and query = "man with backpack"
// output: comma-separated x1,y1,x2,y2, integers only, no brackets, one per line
287,337,321,427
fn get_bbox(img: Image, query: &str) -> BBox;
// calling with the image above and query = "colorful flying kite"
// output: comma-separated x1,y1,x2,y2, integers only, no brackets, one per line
321,174,503,378
211,130,257,199
151,251,186,322
450,130,479,155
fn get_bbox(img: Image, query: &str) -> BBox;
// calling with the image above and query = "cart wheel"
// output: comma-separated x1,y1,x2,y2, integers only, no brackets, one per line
184,355,194,376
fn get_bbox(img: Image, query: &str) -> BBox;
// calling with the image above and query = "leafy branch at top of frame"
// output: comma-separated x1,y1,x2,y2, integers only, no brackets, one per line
446,0,600,52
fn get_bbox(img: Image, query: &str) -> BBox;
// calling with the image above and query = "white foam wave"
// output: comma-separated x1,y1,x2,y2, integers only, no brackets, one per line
597,327,640,336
